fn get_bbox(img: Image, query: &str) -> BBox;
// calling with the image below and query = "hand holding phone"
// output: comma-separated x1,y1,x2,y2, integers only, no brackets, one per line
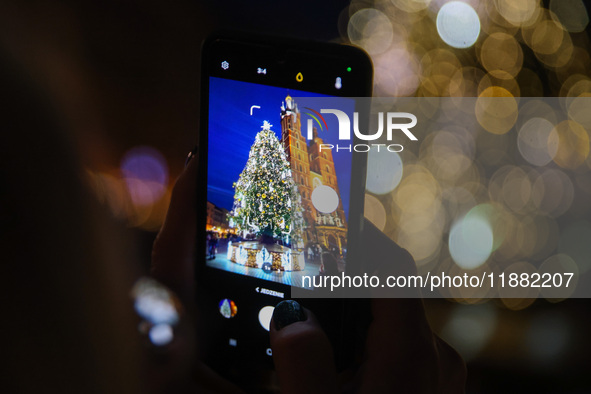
151,168,466,392
148,31,466,392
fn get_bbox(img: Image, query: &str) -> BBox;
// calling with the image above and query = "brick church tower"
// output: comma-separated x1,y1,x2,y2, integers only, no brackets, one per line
280,96,348,254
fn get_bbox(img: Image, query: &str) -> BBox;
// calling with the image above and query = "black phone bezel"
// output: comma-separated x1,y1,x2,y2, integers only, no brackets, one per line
196,30,373,373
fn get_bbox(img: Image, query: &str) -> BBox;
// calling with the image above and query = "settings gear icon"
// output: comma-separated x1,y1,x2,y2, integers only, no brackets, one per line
221,61,229,70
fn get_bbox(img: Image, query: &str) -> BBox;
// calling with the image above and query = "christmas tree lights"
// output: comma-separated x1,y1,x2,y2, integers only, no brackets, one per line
230,121,304,245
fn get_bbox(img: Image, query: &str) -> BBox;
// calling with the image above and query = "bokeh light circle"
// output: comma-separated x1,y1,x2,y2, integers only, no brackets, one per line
348,8,393,55
449,206,494,269
530,19,564,55
549,0,589,33
475,87,518,135
440,303,497,361
366,149,403,195
149,324,174,346
121,146,169,207
436,1,481,49
539,254,579,300
517,117,559,166
552,120,590,169
374,45,421,97
364,193,387,231
480,32,523,77
494,0,540,27
392,0,431,13
532,168,575,218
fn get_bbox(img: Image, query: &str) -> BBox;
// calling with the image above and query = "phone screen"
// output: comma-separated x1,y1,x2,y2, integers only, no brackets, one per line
206,77,356,288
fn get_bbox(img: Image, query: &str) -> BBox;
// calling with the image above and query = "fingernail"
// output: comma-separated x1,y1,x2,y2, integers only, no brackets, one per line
273,300,306,330
185,146,197,167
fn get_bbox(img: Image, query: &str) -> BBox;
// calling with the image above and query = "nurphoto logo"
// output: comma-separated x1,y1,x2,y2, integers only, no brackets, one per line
305,109,418,153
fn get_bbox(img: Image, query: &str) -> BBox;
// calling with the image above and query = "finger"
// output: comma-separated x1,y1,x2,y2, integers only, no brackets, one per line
193,362,246,394
359,220,425,326
270,303,338,394
355,298,438,393
151,151,198,302
360,219,419,298
354,220,439,392
149,151,245,393
434,335,467,393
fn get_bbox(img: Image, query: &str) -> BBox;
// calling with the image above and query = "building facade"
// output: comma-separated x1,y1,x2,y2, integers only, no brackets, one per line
280,96,348,254
206,201,233,235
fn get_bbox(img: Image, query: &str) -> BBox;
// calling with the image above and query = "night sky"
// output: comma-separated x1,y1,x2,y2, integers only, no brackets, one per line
207,77,355,218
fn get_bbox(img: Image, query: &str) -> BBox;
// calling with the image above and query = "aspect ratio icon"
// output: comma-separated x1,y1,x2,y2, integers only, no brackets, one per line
221,61,229,70
257,67,267,75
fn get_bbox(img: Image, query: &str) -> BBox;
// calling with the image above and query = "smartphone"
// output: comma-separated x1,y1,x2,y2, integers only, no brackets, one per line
196,31,372,380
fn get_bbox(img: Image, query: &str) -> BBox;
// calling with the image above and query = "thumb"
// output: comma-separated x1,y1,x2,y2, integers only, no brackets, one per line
151,149,198,302
270,301,338,394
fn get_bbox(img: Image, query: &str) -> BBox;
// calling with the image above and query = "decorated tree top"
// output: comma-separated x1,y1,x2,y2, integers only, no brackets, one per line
230,121,297,239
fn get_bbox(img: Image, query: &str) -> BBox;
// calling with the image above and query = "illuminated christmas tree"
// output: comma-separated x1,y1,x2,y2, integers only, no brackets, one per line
230,121,303,243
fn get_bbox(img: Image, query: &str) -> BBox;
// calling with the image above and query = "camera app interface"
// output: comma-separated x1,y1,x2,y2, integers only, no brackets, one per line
206,77,355,287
